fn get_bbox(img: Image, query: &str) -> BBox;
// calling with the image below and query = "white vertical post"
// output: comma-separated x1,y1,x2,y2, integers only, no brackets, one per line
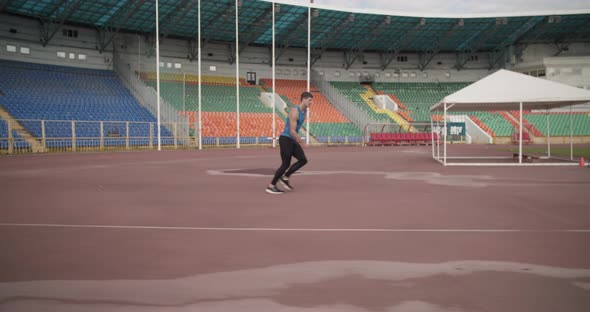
443,103,447,165
546,109,551,158
519,101,523,164
570,104,573,160
430,117,434,158
41,120,46,151
155,0,161,151
436,117,440,160
183,72,186,112
235,0,240,149
272,1,276,148
198,0,202,150
305,0,311,146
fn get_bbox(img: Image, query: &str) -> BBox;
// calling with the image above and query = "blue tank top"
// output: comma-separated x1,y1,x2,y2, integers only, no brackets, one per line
281,105,306,139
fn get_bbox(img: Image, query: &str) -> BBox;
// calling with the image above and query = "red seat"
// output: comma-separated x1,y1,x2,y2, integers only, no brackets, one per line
391,133,402,144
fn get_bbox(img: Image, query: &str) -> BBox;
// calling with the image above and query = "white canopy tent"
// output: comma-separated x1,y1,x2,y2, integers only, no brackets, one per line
429,69,590,166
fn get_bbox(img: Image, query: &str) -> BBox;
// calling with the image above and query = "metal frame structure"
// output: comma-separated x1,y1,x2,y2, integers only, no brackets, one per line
428,68,590,166
3,0,589,69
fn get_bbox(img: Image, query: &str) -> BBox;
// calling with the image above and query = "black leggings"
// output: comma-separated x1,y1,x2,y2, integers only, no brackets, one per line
271,136,308,185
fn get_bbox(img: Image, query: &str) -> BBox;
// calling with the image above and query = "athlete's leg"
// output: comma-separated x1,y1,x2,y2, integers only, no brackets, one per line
270,136,295,186
284,141,307,178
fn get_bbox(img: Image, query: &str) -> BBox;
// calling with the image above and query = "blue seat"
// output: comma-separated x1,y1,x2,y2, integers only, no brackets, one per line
0,59,176,147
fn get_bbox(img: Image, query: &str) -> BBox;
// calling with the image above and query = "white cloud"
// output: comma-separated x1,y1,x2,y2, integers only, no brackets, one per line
281,0,590,15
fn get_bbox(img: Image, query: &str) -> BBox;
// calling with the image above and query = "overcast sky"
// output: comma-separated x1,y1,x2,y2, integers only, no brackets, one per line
279,0,590,15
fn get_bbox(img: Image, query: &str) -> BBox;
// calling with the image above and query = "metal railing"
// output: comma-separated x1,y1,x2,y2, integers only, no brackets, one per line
0,118,365,154
0,119,195,154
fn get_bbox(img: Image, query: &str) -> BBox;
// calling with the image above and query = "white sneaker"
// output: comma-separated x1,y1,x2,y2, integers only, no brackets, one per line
265,186,284,194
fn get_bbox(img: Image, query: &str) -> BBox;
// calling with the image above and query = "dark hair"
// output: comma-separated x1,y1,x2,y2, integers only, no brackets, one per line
300,91,313,102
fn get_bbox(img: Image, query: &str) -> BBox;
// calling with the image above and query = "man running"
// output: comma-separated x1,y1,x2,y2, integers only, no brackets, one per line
266,91,313,194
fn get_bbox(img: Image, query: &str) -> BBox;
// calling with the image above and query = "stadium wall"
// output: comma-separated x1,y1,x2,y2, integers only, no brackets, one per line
0,14,113,70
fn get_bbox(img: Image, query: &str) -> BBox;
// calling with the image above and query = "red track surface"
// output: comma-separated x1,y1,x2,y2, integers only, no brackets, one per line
1,146,589,312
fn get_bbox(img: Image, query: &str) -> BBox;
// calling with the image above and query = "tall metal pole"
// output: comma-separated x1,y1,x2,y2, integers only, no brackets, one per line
546,109,550,158
570,104,573,160
519,101,523,164
236,0,240,149
443,103,447,165
272,2,276,148
305,0,311,145
155,0,161,151
198,0,202,150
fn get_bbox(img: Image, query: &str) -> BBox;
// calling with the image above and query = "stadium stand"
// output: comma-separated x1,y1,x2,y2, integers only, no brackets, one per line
524,112,590,136
0,59,172,148
330,82,396,124
141,73,283,141
372,82,469,122
259,79,362,142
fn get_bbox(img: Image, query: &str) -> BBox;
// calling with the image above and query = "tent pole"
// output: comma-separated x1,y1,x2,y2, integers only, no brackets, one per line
519,101,523,164
444,103,447,165
430,116,434,159
546,109,550,158
436,117,441,160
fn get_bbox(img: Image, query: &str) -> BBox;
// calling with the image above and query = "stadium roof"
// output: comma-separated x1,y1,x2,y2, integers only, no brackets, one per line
3,0,590,64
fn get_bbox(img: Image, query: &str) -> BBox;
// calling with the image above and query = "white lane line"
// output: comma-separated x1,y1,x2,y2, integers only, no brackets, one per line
0,223,589,232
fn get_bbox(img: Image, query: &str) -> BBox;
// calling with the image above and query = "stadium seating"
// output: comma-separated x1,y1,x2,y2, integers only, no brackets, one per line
525,112,590,136
469,111,513,136
372,82,470,122
140,72,249,86
260,79,349,121
144,81,269,113
372,82,535,137
259,79,362,141
330,82,395,124
0,117,11,149
142,74,288,143
0,59,172,148
507,111,543,136
367,132,438,146
184,111,285,138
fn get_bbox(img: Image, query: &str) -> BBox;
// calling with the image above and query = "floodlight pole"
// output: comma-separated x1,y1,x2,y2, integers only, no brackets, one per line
155,0,161,151
306,0,311,146
235,0,240,149
519,101,523,164
272,1,276,148
546,109,550,158
198,0,202,150
443,102,447,165
570,104,573,160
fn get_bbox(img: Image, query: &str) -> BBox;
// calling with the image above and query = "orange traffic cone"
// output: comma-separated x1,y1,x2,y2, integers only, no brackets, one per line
580,157,586,167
